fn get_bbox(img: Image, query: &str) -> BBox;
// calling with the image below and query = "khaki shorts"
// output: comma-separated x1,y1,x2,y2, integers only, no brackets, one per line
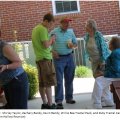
36,59,56,87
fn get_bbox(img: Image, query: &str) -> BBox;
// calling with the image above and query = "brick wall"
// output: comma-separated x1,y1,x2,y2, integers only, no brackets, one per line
0,1,120,41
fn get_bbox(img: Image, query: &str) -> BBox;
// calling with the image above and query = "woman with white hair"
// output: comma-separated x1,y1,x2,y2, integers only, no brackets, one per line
84,19,114,109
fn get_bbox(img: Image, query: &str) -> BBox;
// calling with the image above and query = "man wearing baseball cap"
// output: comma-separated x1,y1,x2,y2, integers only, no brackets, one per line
50,17,77,109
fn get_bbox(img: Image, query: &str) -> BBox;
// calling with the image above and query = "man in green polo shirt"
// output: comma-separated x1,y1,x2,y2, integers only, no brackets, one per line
32,13,56,109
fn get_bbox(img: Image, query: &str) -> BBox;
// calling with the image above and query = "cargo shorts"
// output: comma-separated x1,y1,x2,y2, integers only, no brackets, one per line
36,59,56,87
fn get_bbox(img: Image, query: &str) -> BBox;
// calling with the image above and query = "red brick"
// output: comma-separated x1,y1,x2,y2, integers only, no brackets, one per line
0,1,120,41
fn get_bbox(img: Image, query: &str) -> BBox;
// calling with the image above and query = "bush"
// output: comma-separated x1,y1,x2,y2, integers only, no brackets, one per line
75,66,93,78
12,43,39,99
11,43,22,53
23,63,39,99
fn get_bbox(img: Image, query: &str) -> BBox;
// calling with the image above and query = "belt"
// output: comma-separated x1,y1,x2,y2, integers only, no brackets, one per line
59,52,72,57
36,59,52,63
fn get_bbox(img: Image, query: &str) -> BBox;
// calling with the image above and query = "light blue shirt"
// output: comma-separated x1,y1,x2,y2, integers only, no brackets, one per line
50,27,77,55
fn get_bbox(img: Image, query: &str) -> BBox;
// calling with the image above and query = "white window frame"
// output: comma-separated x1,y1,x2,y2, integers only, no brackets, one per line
119,0,120,10
52,0,80,15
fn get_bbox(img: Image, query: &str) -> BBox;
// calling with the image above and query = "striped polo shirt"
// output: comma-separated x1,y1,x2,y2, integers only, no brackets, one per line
50,27,77,55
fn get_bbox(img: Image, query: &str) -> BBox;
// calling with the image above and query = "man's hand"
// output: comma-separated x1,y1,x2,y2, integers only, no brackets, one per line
67,42,77,49
42,35,56,48
67,42,74,49
50,35,56,45
52,51,59,59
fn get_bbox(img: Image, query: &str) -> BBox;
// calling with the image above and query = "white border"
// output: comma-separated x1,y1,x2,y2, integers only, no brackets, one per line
119,0,120,10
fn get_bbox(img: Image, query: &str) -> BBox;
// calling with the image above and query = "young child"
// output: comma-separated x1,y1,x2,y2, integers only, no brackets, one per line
92,36,120,109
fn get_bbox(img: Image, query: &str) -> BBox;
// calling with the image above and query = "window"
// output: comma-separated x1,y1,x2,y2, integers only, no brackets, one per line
52,0,80,15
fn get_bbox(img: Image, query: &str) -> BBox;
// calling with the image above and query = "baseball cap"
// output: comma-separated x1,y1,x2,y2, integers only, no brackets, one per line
60,17,72,23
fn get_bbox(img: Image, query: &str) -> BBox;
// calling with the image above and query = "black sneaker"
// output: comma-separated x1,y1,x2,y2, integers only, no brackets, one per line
56,103,64,109
41,104,48,109
47,104,56,109
66,100,76,104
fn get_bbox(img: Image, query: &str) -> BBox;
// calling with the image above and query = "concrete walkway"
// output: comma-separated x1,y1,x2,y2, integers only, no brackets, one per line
28,78,115,109
28,93,115,109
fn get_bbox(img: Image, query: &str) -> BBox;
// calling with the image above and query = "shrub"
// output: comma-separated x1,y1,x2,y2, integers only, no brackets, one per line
75,66,93,78
11,43,22,53
23,63,39,99
12,43,39,99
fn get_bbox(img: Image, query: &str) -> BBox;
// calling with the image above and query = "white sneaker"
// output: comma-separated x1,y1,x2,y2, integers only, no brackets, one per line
93,103,102,109
101,100,114,107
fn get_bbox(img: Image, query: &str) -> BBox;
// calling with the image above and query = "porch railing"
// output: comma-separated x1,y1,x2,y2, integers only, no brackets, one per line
9,34,118,67
10,38,87,67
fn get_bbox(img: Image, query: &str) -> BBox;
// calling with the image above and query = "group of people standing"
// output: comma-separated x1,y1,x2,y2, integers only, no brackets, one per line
32,13,120,109
0,12,120,109
32,13,77,109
